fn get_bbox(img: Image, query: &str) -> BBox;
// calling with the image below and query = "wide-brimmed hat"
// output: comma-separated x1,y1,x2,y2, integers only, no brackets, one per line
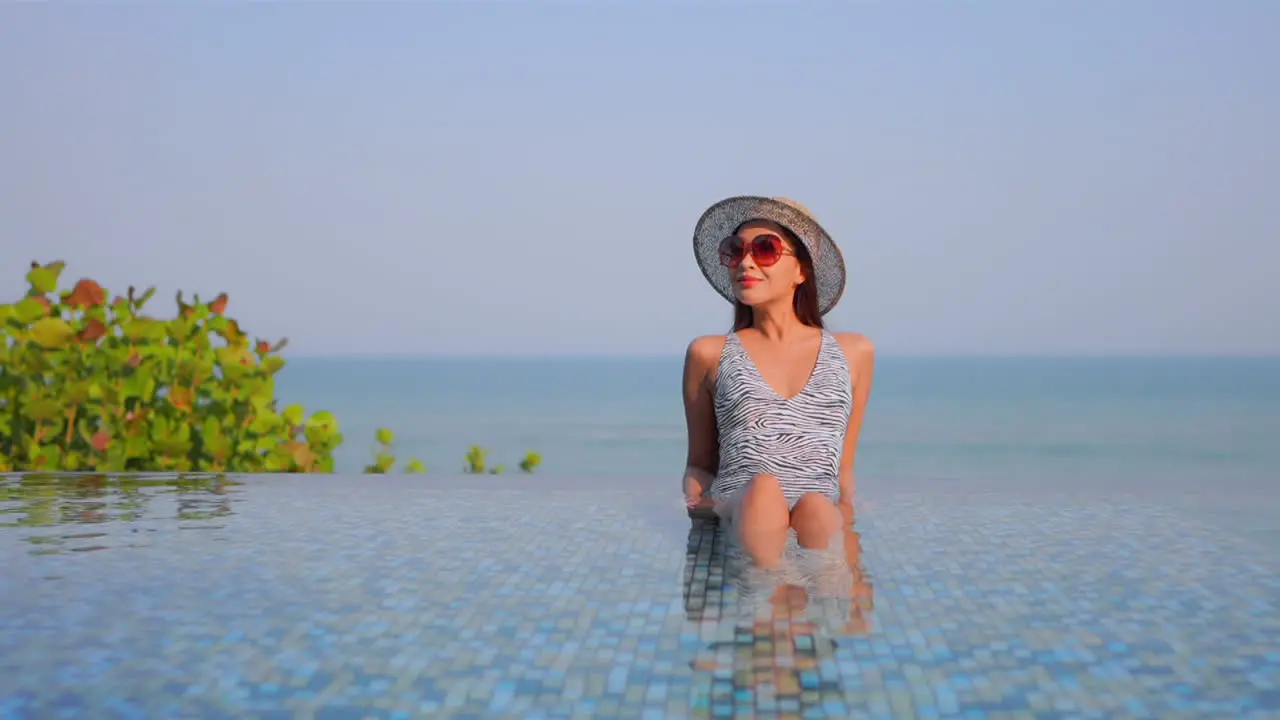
692,196,847,315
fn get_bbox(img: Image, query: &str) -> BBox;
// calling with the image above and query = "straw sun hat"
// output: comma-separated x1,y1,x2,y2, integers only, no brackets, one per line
692,196,847,316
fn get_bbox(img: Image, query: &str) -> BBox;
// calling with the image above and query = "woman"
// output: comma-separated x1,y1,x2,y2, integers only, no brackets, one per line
682,196,875,570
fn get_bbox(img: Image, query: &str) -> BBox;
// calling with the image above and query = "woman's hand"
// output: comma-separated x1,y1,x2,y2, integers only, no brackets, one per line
684,474,704,508
837,496,855,526
683,467,716,515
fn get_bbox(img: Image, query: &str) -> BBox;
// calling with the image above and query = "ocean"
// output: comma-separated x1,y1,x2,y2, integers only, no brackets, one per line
273,356,1280,484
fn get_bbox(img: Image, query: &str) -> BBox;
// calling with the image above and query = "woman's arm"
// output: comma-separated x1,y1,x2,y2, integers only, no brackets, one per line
835,333,876,514
682,335,723,505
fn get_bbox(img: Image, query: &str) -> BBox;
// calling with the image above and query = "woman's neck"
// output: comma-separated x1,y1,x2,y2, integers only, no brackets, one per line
749,304,812,343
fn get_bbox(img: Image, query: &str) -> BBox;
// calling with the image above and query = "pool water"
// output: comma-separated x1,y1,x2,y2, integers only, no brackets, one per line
1,473,1277,719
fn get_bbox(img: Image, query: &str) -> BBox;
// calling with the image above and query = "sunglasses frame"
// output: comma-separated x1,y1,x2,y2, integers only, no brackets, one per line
717,233,796,268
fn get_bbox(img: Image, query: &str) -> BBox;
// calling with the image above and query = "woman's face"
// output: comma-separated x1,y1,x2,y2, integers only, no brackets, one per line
721,220,806,308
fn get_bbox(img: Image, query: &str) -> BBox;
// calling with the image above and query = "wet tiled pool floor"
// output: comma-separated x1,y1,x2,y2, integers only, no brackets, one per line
1,473,1277,719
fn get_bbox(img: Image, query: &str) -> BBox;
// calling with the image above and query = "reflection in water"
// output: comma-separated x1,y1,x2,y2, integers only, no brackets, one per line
682,514,875,716
0,473,239,554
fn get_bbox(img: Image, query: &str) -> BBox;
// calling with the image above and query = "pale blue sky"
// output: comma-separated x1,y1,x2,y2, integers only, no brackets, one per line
2,1,1276,356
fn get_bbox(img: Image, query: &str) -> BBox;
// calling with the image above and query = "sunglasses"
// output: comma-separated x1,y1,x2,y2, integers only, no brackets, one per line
717,234,796,268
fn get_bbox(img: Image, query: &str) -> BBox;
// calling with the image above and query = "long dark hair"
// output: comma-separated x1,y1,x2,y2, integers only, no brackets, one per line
732,226,824,332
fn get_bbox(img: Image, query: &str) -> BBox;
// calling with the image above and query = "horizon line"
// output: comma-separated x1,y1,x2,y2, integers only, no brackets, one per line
280,352,1280,361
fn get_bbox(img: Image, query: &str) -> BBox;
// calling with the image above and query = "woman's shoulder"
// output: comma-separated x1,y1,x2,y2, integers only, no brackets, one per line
684,334,729,369
830,331,875,363
683,335,729,389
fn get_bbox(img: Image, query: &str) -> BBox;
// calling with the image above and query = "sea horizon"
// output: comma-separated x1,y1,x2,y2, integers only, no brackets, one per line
281,352,1280,361
269,355,1280,482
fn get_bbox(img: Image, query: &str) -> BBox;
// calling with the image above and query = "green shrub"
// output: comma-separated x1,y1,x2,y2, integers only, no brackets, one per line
461,446,542,475
462,444,490,474
518,451,542,474
0,261,536,475
364,427,426,474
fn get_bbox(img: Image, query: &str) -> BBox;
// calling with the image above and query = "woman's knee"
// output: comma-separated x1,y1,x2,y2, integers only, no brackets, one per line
737,474,789,524
791,492,835,513
789,493,840,545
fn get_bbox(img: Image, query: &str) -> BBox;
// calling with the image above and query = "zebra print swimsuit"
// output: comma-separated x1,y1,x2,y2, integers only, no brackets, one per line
710,330,854,506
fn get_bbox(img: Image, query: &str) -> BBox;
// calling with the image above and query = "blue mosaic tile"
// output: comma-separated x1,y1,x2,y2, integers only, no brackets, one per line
0,473,1277,718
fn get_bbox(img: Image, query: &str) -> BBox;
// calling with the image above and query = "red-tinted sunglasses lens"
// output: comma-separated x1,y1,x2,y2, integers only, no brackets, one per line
751,235,785,265
717,237,744,266
718,234,786,267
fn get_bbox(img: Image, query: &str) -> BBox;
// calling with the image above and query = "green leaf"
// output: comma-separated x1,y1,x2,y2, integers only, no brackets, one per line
26,265,61,294
21,398,63,422
153,437,192,455
307,410,339,433
203,433,232,460
122,373,156,401
201,415,225,439
13,299,49,324
216,345,255,369
281,404,306,426
136,344,174,361
27,443,63,469
124,435,150,460
166,318,193,343
263,452,286,472
30,317,75,348
123,318,164,342
404,459,426,474
375,427,395,445
64,380,93,404
304,412,340,447
249,394,275,414
248,411,282,435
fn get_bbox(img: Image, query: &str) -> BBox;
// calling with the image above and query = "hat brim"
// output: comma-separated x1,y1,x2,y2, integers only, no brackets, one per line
692,196,847,316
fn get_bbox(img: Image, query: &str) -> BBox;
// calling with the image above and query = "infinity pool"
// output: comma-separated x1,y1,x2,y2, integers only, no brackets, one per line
1,473,1276,719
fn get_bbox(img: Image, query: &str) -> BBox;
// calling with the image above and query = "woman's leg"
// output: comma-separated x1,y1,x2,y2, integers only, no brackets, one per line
789,492,842,550
733,473,791,568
